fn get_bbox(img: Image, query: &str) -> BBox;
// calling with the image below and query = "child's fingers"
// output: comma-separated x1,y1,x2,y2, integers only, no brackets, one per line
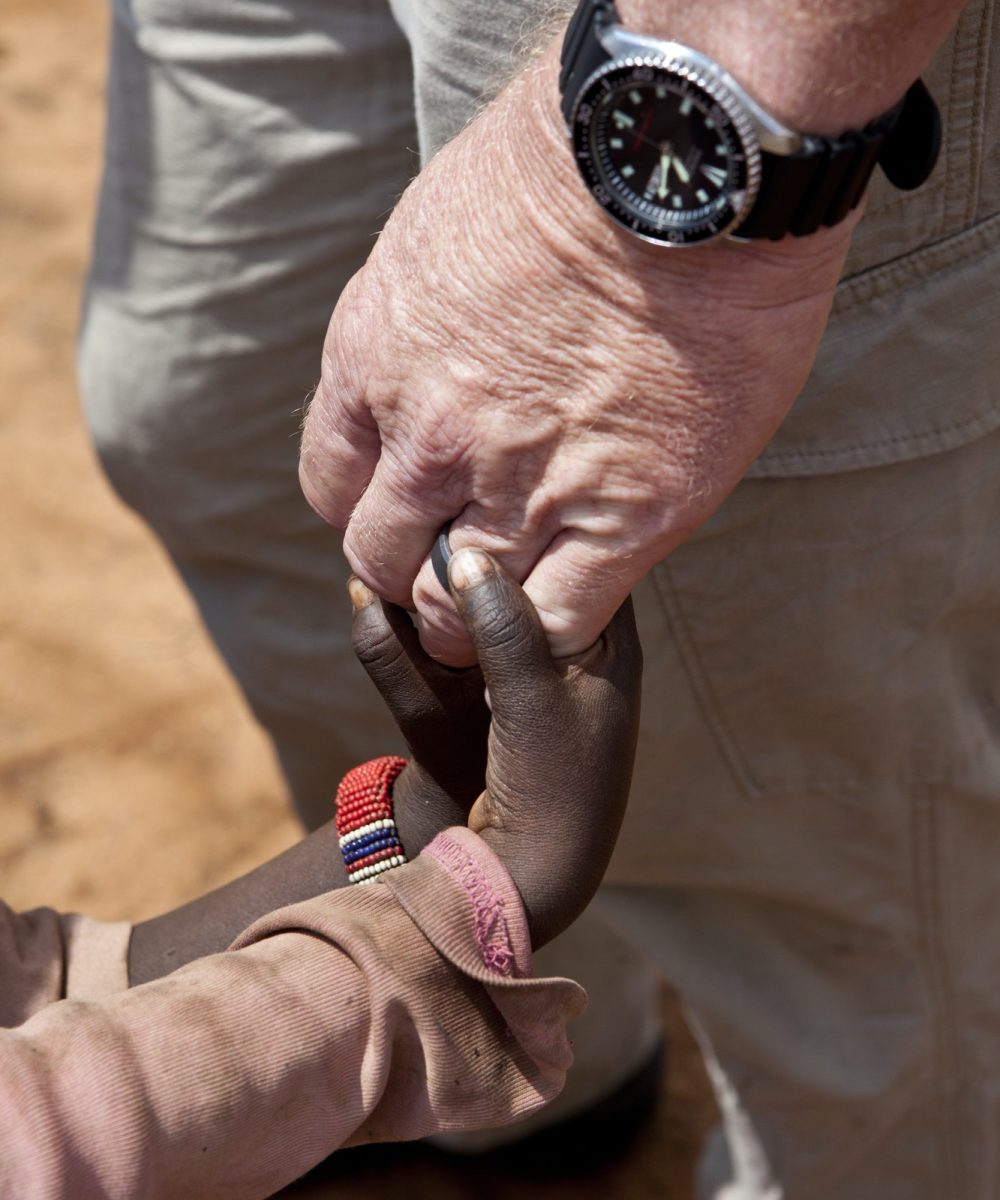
349,578,469,728
349,579,427,708
349,577,490,804
447,549,557,704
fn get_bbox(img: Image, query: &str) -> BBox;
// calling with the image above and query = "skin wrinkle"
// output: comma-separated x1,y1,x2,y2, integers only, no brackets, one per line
482,323,713,473
303,407,376,470
465,435,671,555
472,419,561,494
338,52,782,544
344,186,581,403
390,153,543,329
423,281,572,391
417,411,717,649
530,542,644,629
378,405,468,489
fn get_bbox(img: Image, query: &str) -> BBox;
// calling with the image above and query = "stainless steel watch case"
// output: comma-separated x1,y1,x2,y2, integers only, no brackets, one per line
572,26,806,245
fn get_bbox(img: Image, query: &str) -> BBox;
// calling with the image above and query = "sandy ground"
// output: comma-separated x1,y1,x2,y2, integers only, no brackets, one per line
0,1,716,1194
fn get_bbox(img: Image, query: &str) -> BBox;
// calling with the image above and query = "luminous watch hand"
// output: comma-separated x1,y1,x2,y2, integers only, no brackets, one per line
657,148,672,199
671,156,691,184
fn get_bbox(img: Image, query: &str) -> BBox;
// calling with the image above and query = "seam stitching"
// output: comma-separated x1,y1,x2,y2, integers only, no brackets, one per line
942,6,966,237
751,405,1000,474
651,563,763,799
834,208,1000,312
911,785,966,1199
965,1,992,225
424,837,518,977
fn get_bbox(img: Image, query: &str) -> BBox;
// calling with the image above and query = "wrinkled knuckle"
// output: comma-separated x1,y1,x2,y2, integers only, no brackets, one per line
351,619,404,674
471,596,535,654
318,331,362,411
380,405,469,499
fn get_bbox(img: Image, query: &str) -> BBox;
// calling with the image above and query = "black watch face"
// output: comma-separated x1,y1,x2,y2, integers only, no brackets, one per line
571,61,758,246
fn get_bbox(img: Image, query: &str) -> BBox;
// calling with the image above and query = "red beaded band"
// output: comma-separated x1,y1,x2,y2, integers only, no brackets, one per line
335,756,409,885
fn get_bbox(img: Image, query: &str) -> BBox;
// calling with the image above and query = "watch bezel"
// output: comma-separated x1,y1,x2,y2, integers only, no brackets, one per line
569,54,764,247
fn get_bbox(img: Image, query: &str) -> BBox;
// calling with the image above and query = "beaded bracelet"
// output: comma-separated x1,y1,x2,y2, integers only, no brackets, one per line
335,756,409,885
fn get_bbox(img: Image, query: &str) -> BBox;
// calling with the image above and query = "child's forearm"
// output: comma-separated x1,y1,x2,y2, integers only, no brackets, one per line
128,766,456,985
2,834,581,1198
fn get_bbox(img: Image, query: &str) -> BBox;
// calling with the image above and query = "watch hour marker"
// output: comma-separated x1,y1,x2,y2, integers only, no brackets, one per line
715,144,728,156
696,188,709,203
672,195,683,208
702,164,727,187
613,110,635,129
622,164,635,177
704,118,715,129
679,97,693,115
629,90,643,105
655,85,667,98
610,137,624,149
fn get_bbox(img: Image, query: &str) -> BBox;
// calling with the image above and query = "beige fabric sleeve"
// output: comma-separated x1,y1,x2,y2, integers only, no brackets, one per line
0,901,131,1030
0,830,585,1199
60,914,132,1000
0,901,67,1028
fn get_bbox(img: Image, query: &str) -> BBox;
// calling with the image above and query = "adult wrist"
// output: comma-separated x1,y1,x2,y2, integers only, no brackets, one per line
501,37,856,298
611,0,962,133
504,0,956,271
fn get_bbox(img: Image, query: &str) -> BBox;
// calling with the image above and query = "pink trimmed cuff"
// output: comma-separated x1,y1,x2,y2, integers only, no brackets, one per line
422,828,531,979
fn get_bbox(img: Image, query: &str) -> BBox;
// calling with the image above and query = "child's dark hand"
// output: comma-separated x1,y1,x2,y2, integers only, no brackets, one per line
349,551,641,948
446,549,642,949
129,552,639,984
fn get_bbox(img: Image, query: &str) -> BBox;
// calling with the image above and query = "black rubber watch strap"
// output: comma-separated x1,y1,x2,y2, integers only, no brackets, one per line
559,0,617,123
877,77,942,191
736,81,940,240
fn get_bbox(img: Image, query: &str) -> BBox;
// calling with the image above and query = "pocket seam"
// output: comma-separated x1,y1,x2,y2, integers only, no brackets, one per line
651,563,764,800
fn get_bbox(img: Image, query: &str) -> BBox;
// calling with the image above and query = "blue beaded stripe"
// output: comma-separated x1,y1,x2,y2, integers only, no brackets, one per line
340,824,396,853
336,757,409,886
339,818,395,849
341,831,403,866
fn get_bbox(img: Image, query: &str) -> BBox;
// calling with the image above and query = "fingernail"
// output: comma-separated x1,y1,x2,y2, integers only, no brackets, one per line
347,576,377,611
448,547,493,591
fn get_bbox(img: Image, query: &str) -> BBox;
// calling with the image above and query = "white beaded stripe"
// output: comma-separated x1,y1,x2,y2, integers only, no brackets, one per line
339,818,398,849
348,854,408,884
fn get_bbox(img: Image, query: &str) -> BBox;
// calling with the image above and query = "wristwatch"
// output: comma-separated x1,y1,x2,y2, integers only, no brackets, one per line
559,0,941,246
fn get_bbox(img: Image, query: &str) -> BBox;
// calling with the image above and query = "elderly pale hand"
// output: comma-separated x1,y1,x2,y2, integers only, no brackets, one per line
302,1,922,666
